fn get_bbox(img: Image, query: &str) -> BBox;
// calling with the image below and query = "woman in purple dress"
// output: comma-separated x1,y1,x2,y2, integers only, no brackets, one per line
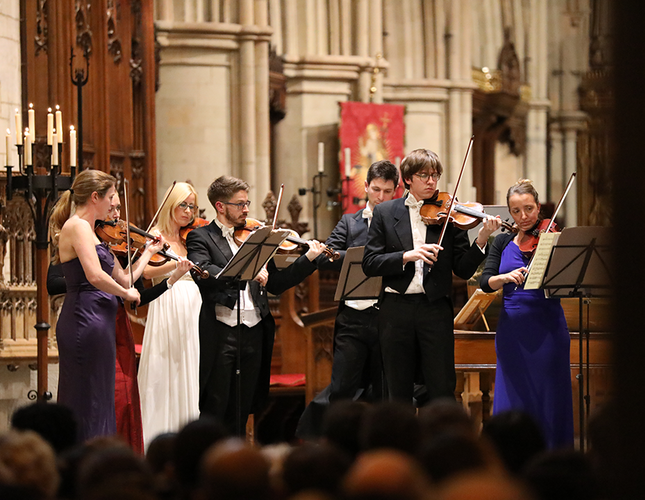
50,170,163,442
480,179,573,448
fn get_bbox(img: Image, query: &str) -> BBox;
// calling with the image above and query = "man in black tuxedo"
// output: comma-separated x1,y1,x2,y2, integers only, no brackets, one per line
363,149,501,405
186,176,325,434
296,160,400,438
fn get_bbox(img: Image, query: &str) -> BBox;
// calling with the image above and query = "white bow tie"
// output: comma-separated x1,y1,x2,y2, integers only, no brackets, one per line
404,196,424,210
221,225,235,239
362,206,373,220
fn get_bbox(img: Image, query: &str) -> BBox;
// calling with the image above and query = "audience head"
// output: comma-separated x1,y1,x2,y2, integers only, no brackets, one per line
0,430,59,499
200,438,271,500
173,417,229,494
522,450,599,500
343,449,431,500
418,430,491,485
481,410,546,475
145,432,178,498
438,471,534,500
77,445,155,500
282,442,352,497
360,401,421,455
322,400,367,459
418,398,477,441
11,402,77,455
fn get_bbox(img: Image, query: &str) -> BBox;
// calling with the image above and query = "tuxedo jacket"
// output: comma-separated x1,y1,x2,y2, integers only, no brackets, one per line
318,208,370,272
186,221,317,410
362,196,487,303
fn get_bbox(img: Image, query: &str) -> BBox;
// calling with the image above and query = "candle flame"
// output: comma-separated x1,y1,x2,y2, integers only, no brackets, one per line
29,103,33,109
48,107,52,113
70,125,75,131
55,104,60,110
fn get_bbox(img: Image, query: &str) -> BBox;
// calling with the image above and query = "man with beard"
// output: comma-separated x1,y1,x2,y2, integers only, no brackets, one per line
187,175,325,434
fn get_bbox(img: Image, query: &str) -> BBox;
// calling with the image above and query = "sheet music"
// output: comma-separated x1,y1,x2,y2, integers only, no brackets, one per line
525,232,560,290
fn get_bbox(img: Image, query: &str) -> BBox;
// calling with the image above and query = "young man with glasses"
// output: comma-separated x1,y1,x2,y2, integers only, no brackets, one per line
296,160,400,438
186,175,326,434
362,149,500,406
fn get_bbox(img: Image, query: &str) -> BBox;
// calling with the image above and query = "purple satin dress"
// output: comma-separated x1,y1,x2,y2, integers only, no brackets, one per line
493,241,574,448
57,243,118,441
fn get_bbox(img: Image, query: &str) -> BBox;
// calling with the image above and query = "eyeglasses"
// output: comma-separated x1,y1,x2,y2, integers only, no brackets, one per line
414,172,441,182
178,202,197,211
223,200,251,209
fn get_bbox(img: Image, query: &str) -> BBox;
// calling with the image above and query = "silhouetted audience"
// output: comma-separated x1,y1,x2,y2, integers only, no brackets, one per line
438,471,535,500
199,438,271,500
418,398,477,441
145,432,178,499
321,400,367,459
77,445,156,500
173,417,229,500
343,449,431,500
481,410,546,475
522,450,599,500
360,402,421,455
11,402,77,455
0,430,59,499
282,442,352,497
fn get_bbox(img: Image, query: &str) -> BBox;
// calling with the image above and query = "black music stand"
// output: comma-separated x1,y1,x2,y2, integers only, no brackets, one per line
334,247,382,302
217,226,291,436
536,226,612,451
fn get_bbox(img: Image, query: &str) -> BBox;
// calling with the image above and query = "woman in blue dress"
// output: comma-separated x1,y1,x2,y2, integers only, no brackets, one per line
480,179,573,448
50,170,163,442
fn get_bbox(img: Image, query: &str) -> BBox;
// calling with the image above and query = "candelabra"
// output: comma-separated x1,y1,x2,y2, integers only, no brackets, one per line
5,139,73,402
326,175,360,213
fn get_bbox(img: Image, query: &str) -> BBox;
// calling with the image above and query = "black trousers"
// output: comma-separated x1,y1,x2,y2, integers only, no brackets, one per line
296,305,384,438
199,320,264,434
379,293,456,405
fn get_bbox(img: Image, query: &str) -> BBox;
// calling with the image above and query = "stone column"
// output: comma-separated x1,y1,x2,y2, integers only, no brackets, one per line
255,0,271,199
239,0,258,205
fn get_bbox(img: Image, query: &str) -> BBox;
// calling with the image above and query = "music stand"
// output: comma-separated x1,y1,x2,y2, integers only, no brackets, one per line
217,226,291,435
334,247,382,302
537,226,612,451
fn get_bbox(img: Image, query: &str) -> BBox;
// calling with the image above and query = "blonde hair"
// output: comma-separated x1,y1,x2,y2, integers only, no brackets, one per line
154,182,199,236
49,170,116,263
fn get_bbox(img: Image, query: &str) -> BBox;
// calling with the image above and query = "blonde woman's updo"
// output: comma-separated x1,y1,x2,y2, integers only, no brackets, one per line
154,182,199,236
506,179,540,207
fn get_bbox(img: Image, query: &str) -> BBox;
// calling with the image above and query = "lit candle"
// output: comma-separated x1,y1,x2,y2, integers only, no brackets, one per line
395,156,401,170
47,108,53,145
344,147,351,178
28,103,35,138
24,129,32,165
52,129,58,166
317,142,324,173
55,105,63,143
5,129,11,166
69,126,77,167
15,108,22,145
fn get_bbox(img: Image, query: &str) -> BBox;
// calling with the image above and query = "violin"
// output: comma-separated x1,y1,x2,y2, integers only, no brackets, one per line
95,219,209,279
419,192,516,232
517,218,560,257
179,217,210,246
234,217,341,262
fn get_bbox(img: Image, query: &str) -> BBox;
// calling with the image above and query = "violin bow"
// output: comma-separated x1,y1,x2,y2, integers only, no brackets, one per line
123,179,135,291
436,135,474,248
522,171,577,279
130,181,176,262
272,184,285,230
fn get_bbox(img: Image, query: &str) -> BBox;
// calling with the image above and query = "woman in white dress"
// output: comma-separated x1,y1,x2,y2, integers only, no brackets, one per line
138,182,203,447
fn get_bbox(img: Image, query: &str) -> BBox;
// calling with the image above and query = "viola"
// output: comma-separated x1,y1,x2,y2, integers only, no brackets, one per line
234,217,341,262
96,219,209,279
517,218,560,257
419,192,516,232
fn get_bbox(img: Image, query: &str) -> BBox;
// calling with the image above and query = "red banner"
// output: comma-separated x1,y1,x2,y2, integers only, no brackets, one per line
339,102,405,214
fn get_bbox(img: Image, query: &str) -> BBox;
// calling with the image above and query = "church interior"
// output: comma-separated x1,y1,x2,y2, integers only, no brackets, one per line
0,1,644,498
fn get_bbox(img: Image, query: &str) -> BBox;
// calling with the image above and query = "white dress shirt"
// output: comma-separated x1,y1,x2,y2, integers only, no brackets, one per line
213,218,262,328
